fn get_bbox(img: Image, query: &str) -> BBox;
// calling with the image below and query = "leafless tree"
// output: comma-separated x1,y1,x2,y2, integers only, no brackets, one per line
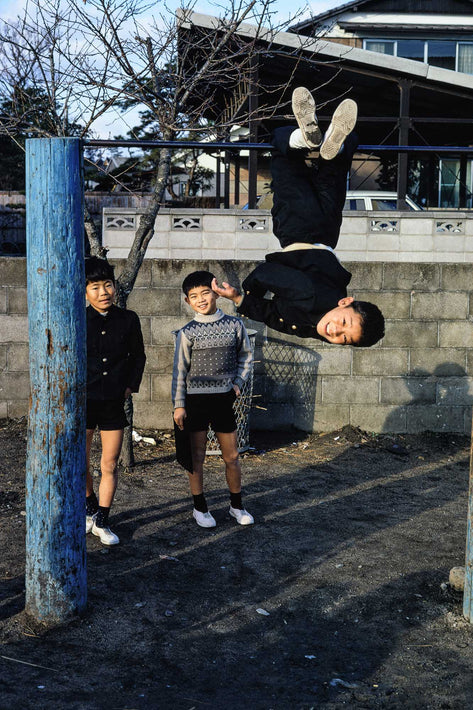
0,0,332,465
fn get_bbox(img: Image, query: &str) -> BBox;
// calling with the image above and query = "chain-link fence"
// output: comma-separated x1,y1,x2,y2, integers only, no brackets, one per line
253,338,320,431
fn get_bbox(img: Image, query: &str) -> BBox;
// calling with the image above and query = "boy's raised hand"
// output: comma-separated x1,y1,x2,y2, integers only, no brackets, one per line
211,277,243,306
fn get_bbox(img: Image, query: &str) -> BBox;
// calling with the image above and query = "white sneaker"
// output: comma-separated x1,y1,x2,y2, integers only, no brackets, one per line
92,521,120,545
320,98,358,161
193,509,216,528
292,87,322,149
86,515,95,534
229,506,254,526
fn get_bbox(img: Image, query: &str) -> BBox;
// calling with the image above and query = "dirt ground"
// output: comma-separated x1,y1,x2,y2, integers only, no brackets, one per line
1,418,473,709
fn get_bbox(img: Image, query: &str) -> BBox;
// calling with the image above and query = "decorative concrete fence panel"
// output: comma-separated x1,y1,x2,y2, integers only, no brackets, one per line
103,208,473,263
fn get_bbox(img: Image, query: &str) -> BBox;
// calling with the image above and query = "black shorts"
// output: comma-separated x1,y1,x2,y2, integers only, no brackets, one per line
86,398,128,431
186,390,237,433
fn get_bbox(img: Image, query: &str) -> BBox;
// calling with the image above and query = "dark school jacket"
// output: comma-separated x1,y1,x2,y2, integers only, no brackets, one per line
237,249,351,339
86,304,146,400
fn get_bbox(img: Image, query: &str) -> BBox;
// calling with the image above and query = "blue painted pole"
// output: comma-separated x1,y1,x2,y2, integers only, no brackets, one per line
25,138,87,624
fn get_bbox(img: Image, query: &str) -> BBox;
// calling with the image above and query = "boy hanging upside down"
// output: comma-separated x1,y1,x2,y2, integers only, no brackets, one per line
213,88,385,347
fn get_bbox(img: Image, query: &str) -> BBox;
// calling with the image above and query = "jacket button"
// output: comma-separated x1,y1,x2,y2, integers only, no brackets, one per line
279,318,284,323
101,330,106,335
102,357,107,362
103,371,108,376
291,325,297,330
246,290,250,295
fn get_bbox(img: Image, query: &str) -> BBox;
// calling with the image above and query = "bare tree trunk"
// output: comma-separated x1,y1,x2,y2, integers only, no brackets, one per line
185,153,198,197
84,203,107,258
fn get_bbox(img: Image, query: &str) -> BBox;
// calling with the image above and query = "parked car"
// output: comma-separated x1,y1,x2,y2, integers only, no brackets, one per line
344,191,423,211
243,191,422,211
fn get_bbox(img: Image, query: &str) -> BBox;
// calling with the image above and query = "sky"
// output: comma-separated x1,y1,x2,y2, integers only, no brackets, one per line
1,0,343,137
2,0,341,22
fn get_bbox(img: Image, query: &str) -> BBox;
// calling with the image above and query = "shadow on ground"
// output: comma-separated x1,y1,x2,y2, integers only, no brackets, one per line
0,421,472,709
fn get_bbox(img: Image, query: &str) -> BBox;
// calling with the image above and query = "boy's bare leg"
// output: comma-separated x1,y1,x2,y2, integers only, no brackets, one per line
86,428,96,497
98,429,123,508
86,428,123,544
188,430,207,494
216,430,241,493
189,430,216,527
217,431,254,524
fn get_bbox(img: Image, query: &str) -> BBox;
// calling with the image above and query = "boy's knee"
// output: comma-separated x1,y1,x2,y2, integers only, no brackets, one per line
222,451,239,467
101,456,119,474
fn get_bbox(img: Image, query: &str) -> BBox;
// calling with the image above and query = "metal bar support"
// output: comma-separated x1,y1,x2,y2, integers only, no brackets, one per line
85,139,473,153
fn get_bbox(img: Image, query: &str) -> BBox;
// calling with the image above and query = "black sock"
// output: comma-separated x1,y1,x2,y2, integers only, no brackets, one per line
230,491,243,510
95,506,110,528
86,492,99,516
193,493,208,513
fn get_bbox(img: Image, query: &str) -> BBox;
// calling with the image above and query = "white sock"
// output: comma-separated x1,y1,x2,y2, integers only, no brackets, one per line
289,128,309,150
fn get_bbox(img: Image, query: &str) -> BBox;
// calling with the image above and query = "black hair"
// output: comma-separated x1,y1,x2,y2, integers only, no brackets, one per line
85,256,115,285
351,300,385,347
182,270,215,296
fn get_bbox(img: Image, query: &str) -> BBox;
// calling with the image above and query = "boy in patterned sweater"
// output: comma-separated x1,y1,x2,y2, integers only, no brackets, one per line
172,270,254,528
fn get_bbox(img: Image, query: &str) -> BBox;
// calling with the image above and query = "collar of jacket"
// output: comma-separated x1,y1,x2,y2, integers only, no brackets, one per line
193,308,225,324
86,303,118,320
265,249,351,287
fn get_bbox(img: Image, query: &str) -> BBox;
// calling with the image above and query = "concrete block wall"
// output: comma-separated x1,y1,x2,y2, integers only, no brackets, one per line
0,258,29,419
1,257,473,434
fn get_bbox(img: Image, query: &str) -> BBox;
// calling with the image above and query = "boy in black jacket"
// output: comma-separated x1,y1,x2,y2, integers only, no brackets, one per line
213,88,384,347
85,257,146,545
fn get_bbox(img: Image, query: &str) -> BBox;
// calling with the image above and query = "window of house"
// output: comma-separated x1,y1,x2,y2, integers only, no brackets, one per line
364,40,394,55
438,159,473,208
363,39,473,74
396,39,425,62
428,41,456,71
458,43,473,74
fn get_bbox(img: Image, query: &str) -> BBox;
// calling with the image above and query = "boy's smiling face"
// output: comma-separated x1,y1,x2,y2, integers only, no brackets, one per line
86,279,116,313
185,284,218,316
316,297,363,345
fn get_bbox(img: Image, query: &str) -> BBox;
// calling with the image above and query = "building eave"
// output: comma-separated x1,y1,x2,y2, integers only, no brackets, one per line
290,0,473,34
339,22,473,32
177,10,473,94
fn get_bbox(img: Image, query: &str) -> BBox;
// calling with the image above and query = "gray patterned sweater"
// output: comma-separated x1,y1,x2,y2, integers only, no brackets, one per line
172,309,253,409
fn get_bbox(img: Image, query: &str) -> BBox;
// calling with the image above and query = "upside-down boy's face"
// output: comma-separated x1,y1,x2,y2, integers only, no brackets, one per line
185,285,218,316
86,279,116,313
316,297,363,345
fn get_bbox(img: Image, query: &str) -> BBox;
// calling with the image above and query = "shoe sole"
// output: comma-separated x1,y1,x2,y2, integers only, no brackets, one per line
92,527,120,545
320,99,357,161
292,87,322,149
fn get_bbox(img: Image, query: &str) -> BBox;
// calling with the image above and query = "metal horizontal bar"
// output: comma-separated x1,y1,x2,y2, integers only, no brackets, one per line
84,139,473,153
